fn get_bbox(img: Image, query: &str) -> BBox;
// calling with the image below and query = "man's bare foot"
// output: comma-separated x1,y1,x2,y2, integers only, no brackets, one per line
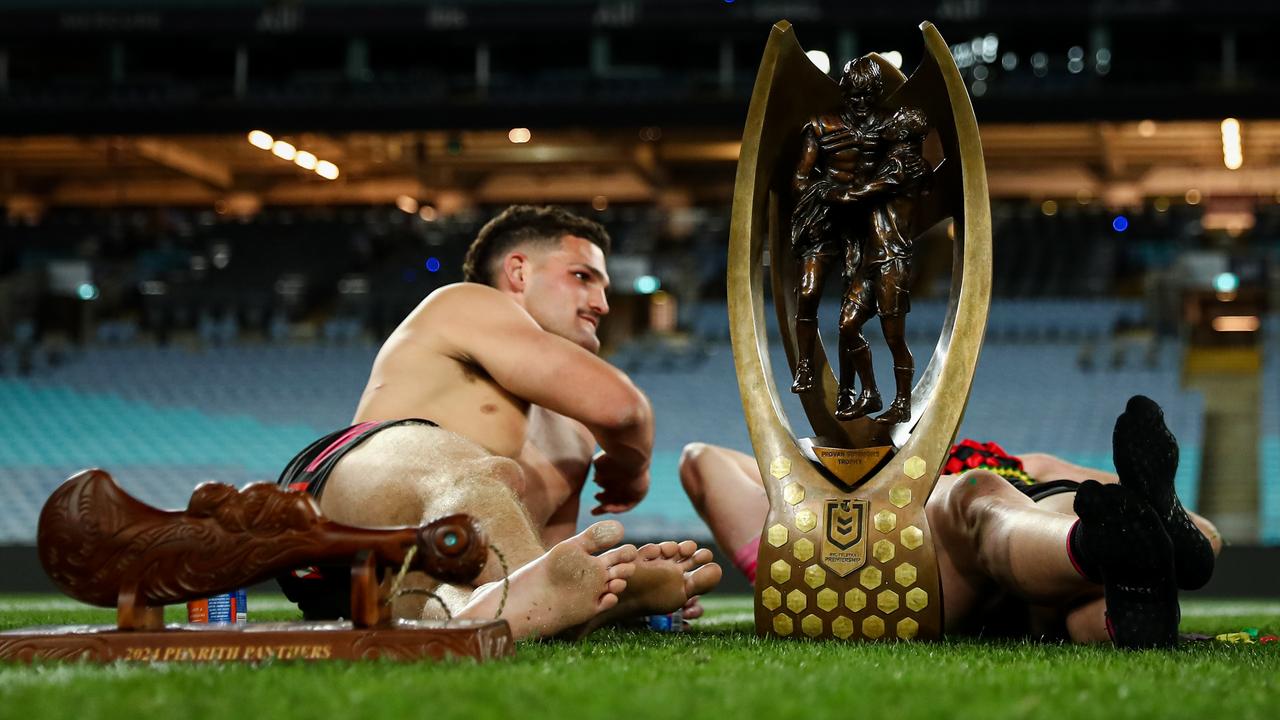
456,520,637,641
569,539,722,636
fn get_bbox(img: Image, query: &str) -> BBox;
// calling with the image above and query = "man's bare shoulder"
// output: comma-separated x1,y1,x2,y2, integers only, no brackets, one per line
413,283,535,330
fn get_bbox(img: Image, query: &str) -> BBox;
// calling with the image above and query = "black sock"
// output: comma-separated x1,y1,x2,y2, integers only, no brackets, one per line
1067,520,1102,583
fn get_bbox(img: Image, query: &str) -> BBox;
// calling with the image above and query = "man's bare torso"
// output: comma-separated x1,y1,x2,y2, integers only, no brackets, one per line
352,293,594,531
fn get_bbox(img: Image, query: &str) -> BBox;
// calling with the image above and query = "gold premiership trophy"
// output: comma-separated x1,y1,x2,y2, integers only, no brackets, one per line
728,21,992,640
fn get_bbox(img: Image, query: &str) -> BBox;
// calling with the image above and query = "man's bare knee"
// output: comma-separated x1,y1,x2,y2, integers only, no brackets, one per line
678,442,709,501
941,470,1013,536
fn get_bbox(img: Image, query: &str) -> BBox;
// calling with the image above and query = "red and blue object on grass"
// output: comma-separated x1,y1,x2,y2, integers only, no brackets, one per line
188,590,247,624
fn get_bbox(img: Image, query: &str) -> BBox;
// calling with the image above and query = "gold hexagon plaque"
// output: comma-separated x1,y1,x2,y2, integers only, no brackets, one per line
872,539,896,564
767,523,789,547
903,456,927,480
873,510,897,533
770,559,792,584
803,564,827,589
735,19,991,642
801,614,824,637
774,614,794,636
771,457,793,480
793,538,815,562
794,509,817,533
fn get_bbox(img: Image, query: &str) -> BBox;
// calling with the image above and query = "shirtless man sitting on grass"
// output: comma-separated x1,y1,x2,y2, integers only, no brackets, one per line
276,205,721,640
679,396,1222,647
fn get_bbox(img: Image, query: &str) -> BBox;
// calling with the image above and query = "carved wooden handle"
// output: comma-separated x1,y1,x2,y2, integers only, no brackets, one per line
37,469,487,608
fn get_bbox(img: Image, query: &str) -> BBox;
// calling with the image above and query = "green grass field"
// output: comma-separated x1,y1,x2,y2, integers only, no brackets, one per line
1,595,1277,720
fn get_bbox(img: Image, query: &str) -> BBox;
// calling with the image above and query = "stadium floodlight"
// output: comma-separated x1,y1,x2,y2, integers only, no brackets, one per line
293,151,318,170
508,127,532,144
315,161,340,180
271,140,297,161
1212,315,1259,332
247,130,273,149
1221,118,1243,170
396,195,419,214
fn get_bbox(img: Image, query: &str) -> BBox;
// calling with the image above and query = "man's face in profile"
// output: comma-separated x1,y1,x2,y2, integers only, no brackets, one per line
520,235,611,354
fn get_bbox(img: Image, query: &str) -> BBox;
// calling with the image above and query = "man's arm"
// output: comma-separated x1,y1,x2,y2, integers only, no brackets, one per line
429,284,653,498
793,120,820,193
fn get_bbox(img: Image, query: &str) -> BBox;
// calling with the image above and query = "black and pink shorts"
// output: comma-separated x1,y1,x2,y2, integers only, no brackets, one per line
274,418,436,619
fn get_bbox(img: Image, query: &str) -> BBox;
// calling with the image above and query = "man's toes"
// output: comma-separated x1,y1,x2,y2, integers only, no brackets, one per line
596,591,620,613
573,520,625,553
636,543,664,561
657,541,680,559
685,562,723,596
607,544,638,564
606,558,634,581
676,540,699,558
606,578,628,596
683,597,704,619
691,547,715,565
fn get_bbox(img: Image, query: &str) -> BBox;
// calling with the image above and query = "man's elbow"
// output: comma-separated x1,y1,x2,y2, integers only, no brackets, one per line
601,386,652,434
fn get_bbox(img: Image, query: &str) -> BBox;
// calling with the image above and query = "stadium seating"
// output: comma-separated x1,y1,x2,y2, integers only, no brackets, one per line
0,299,1205,544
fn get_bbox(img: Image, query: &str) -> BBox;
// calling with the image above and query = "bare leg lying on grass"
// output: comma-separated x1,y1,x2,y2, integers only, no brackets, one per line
679,395,1222,648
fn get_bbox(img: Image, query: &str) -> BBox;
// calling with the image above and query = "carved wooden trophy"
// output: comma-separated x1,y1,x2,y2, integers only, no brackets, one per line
0,469,513,662
728,21,992,640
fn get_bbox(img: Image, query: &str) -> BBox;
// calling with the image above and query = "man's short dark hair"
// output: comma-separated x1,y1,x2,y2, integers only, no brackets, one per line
462,205,612,286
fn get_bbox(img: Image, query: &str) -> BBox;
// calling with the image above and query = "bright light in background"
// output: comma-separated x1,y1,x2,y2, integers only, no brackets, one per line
1185,188,1202,205
1154,197,1170,212
880,50,903,69
1137,119,1156,137
592,195,608,211
77,283,98,301
508,127,532,144
1214,272,1239,294
1040,200,1058,216
805,50,831,74
293,150,317,170
1112,215,1128,232
396,195,419,214
425,257,441,273
1221,118,1243,170
247,130,273,149
315,161,340,180
1001,52,1018,71
981,34,998,63
1213,315,1259,333
634,275,660,294
418,205,438,222
271,140,296,161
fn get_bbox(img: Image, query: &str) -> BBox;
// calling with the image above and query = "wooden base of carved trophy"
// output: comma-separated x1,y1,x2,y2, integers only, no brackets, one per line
0,469,513,663
729,21,992,640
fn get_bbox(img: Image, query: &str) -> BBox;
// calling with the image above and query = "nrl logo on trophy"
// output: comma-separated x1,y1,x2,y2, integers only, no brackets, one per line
821,498,868,577
728,20,992,640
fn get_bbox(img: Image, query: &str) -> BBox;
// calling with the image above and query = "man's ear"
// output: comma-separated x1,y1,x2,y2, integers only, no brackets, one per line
501,252,530,292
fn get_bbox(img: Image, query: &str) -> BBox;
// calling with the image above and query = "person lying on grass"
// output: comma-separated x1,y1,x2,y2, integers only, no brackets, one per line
679,396,1220,648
